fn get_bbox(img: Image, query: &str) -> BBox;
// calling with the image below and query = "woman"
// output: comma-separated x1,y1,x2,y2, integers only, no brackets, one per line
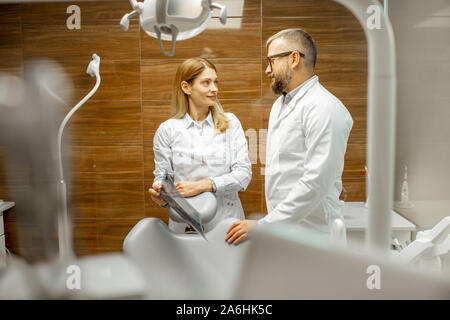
148,57,252,233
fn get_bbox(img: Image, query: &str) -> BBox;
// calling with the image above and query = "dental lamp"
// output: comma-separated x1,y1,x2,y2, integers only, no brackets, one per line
120,0,227,56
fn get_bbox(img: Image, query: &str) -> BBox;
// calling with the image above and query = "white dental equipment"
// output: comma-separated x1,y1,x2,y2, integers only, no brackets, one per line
56,53,101,263
394,165,414,209
232,222,450,299
120,0,227,56
167,191,217,227
123,217,247,299
397,217,450,273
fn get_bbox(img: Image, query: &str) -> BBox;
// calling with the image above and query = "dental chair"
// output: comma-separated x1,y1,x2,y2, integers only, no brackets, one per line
167,191,217,232
123,192,249,299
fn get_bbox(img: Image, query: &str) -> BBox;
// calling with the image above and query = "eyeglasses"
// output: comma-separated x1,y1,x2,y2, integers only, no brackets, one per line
266,50,305,70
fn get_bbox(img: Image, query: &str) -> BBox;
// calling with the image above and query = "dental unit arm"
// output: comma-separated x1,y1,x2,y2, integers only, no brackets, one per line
397,217,450,272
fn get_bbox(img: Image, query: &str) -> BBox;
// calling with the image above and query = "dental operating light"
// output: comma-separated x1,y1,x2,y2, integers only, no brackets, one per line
120,0,227,56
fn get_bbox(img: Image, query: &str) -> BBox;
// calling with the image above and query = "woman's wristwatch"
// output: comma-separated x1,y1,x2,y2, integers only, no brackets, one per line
210,179,217,193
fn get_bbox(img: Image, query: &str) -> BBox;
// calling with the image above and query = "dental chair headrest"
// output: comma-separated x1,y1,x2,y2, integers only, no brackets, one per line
168,191,217,224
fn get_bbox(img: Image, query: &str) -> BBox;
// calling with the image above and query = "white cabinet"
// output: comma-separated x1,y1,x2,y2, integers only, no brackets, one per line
344,202,416,248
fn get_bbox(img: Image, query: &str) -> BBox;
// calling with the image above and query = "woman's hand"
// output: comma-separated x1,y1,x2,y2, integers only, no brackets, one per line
175,179,213,197
148,184,167,206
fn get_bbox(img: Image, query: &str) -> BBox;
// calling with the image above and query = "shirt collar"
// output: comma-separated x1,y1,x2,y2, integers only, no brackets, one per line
283,75,318,105
183,110,214,128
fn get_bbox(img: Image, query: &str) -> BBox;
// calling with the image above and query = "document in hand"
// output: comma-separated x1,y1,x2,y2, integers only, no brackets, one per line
159,173,207,240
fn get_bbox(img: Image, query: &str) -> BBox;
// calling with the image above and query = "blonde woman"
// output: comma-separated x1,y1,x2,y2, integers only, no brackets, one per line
148,58,252,233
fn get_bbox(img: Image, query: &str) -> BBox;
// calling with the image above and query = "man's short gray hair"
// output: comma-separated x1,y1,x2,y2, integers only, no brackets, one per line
266,28,317,70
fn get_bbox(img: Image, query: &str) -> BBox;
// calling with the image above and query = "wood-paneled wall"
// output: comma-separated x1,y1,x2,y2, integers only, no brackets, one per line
0,0,367,261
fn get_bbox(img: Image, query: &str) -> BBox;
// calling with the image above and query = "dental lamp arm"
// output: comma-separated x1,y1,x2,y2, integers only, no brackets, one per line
211,2,227,25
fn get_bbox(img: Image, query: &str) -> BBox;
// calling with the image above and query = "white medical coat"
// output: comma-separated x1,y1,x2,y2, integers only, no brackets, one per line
261,75,353,232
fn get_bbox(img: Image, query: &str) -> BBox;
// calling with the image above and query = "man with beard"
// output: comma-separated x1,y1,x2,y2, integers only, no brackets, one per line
225,29,353,244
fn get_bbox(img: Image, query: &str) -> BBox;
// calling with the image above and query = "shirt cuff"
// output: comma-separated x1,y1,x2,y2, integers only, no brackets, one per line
152,180,162,189
258,218,267,225
210,176,227,193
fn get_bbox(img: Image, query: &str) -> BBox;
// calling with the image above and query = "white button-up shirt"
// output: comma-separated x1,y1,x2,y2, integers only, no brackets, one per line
153,111,252,232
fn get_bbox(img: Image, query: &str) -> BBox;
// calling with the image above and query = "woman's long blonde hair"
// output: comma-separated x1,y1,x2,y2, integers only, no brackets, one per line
171,57,229,133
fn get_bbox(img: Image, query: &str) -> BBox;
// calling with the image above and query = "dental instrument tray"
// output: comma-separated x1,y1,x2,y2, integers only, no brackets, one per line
159,174,207,240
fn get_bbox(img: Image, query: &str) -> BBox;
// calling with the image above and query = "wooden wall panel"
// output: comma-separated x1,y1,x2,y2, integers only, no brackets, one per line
67,142,143,181
141,18,261,60
141,60,179,101
0,0,367,259
142,59,262,100
97,218,143,252
0,4,21,23
212,60,262,99
142,101,172,141
21,1,135,24
65,100,142,142
0,24,22,70
0,5,22,72
73,220,101,256
69,179,144,221
21,22,140,62
143,140,156,182
55,59,141,103
262,17,367,99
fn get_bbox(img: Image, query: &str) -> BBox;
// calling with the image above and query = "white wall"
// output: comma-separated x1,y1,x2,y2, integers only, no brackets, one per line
390,0,450,228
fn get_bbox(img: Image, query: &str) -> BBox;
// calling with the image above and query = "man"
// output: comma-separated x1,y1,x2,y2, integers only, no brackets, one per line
225,28,353,245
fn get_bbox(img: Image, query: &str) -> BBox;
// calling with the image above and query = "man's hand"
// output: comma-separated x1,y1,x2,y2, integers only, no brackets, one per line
339,186,347,201
148,184,167,206
175,180,212,197
225,220,257,245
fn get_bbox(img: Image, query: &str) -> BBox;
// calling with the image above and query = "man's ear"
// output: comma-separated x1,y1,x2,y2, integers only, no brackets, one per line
291,51,301,69
181,81,191,95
